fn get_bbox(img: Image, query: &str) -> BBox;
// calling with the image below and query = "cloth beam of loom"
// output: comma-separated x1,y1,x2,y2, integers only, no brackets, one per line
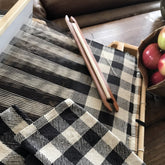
0,19,143,164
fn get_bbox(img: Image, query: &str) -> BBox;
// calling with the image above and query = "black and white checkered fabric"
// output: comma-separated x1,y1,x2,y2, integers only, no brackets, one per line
14,99,144,165
0,106,28,164
0,140,25,165
0,106,42,165
0,100,145,165
0,20,142,153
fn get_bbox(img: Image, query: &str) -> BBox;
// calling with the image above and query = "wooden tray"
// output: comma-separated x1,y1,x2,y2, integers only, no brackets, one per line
109,41,146,160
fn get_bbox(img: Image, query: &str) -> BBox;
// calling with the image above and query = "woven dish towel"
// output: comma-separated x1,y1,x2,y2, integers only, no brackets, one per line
8,99,144,165
0,20,142,153
0,105,42,165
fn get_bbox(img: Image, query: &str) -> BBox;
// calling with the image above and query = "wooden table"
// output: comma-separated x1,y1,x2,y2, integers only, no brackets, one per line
82,10,164,46
82,10,165,165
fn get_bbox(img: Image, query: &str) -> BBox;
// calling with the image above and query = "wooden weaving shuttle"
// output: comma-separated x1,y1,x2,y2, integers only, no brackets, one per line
65,15,119,112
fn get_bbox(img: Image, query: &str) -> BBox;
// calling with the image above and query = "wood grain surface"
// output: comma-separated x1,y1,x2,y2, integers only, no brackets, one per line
82,10,165,46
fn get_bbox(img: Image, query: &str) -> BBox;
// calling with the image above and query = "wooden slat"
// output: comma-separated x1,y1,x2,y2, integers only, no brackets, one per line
138,80,146,160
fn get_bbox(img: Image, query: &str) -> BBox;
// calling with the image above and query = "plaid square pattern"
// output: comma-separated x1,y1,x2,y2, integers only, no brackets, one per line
0,140,25,165
0,20,142,153
15,99,144,165
0,106,42,165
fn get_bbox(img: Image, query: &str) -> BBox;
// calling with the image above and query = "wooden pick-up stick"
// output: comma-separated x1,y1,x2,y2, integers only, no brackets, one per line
65,15,119,112
72,23,111,100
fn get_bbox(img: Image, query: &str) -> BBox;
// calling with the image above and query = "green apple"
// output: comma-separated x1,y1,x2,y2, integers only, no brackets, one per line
158,27,165,50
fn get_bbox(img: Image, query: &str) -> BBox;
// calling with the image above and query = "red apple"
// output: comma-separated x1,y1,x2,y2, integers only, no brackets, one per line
142,43,161,70
158,27,165,50
150,71,165,85
158,54,165,76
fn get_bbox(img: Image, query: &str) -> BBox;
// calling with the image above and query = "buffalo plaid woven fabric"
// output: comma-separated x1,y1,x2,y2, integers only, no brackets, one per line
0,20,142,153
14,99,144,165
0,140,25,165
0,106,42,165
0,106,28,164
